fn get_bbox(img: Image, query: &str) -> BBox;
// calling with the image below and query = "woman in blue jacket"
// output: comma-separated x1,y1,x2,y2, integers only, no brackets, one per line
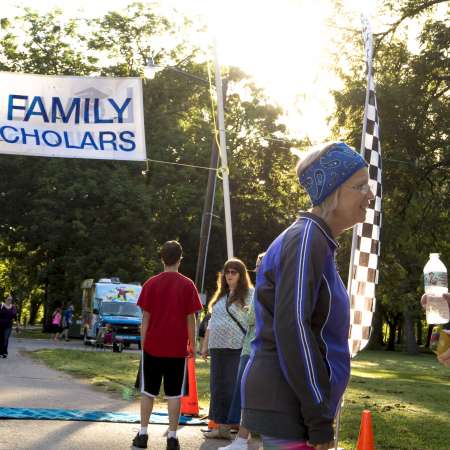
241,142,374,450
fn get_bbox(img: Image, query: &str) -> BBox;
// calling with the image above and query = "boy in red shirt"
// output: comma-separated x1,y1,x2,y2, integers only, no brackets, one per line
132,241,202,450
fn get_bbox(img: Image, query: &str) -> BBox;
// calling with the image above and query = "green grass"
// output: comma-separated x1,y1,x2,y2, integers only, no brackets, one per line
28,349,450,449
340,351,450,450
16,327,50,339
27,349,211,412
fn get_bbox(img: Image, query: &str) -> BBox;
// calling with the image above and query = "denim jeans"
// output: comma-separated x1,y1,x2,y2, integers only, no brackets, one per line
209,348,242,423
0,326,12,355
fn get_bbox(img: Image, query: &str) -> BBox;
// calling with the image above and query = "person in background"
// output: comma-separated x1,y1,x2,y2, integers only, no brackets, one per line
219,252,266,450
202,258,254,441
132,241,202,450
242,142,375,450
421,292,450,366
0,295,18,358
103,323,114,346
51,304,63,342
61,303,74,342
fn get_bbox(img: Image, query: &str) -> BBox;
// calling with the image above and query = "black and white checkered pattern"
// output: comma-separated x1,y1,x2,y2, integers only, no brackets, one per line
348,19,382,357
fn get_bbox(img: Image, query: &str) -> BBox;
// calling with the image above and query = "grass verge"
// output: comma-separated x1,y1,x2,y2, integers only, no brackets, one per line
15,328,50,340
341,350,449,450
26,349,210,412
27,349,449,449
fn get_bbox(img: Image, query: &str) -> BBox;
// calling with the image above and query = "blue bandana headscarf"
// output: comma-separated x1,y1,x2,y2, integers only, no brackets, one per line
299,142,368,206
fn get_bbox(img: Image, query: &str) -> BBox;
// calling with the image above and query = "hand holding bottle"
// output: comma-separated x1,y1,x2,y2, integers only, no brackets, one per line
421,292,450,324
421,292,450,307
421,293,450,367
423,253,449,324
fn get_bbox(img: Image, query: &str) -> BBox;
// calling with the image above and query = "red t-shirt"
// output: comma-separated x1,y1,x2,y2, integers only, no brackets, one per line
137,272,202,357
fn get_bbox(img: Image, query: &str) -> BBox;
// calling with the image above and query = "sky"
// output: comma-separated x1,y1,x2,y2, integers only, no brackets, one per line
0,0,402,143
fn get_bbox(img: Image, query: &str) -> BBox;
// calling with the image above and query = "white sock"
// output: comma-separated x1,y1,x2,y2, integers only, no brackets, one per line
139,426,148,436
167,430,177,439
235,437,247,444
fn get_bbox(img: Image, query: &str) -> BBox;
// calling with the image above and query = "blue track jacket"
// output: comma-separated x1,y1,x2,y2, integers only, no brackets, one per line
241,213,350,443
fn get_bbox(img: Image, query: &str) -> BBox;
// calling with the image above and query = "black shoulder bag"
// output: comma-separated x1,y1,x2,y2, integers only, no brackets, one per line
225,296,246,335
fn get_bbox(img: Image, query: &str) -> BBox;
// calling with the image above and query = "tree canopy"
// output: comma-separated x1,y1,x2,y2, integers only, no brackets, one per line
330,0,449,352
0,1,448,354
0,3,301,325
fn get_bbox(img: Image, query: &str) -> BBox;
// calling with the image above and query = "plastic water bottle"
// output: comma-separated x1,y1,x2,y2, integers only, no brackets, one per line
423,253,449,324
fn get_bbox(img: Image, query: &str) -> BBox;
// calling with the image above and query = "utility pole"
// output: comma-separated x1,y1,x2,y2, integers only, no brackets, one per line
214,40,234,260
144,53,234,292
194,81,228,293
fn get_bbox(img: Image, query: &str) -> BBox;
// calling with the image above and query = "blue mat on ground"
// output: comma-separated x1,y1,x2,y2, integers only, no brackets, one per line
0,407,206,425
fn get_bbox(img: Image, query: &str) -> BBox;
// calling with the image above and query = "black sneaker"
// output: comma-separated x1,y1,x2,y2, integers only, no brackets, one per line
132,432,148,448
166,437,180,450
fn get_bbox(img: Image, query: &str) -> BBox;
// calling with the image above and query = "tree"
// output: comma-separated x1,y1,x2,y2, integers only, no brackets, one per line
330,1,449,352
0,8,96,75
225,68,307,261
0,3,304,320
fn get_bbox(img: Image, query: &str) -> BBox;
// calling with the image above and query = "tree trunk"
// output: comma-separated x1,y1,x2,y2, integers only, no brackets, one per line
17,297,23,324
425,325,434,348
416,320,423,345
43,278,50,331
386,320,397,351
396,322,403,344
367,306,384,349
404,311,419,354
29,299,42,325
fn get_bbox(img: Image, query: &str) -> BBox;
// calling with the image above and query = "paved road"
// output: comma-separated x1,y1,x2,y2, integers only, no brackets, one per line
0,336,261,450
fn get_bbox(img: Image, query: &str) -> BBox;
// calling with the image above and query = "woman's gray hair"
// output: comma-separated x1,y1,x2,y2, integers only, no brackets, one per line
296,143,340,220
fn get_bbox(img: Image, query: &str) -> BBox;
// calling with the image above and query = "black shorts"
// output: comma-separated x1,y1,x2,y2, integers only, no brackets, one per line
141,352,188,398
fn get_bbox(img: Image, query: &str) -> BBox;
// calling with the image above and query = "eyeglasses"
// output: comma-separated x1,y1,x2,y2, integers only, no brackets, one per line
224,269,238,276
345,183,372,194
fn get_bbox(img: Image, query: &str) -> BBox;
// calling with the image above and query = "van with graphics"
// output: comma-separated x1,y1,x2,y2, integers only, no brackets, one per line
81,278,142,349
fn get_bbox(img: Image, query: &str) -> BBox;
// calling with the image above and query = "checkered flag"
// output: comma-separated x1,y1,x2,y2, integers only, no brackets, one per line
348,16,383,357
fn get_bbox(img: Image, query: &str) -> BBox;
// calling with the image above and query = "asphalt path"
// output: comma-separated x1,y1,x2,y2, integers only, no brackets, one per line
0,336,261,450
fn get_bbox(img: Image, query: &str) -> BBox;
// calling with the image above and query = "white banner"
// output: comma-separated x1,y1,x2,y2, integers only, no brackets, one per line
0,72,146,161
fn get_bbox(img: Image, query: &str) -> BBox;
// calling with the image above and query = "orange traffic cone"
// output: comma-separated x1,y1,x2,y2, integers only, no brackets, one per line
180,354,199,416
356,410,375,450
